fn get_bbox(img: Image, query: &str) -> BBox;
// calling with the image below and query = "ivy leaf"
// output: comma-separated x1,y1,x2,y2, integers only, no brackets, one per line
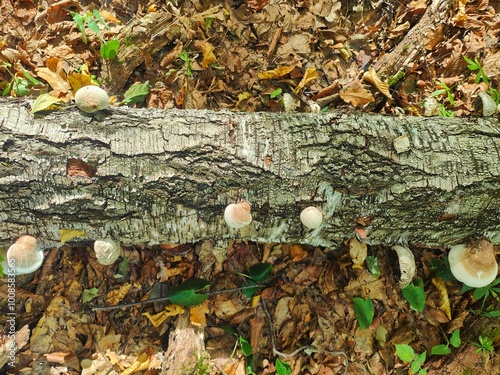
168,277,211,307
352,297,374,329
402,278,426,312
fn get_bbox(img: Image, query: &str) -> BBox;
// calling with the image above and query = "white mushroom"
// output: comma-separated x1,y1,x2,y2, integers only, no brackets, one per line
449,239,498,288
224,201,252,229
300,206,323,229
7,235,44,275
94,238,120,265
75,85,110,113
392,245,416,288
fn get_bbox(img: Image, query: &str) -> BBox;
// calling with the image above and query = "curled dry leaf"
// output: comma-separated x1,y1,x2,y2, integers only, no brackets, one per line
362,68,393,99
340,82,375,107
349,237,368,268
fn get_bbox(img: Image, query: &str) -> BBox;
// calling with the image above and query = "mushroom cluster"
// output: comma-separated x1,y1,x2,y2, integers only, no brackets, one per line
449,239,498,288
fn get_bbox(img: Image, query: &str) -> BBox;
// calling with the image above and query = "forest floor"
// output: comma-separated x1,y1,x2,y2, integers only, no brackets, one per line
1,0,500,374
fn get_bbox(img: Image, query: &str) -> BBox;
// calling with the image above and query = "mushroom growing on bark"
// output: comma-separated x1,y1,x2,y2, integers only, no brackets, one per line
224,201,252,229
74,85,110,113
94,238,121,265
449,239,498,288
7,235,44,275
300,206,323,229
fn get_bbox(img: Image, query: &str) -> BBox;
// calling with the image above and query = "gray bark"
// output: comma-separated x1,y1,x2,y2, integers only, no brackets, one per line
1,99,499,249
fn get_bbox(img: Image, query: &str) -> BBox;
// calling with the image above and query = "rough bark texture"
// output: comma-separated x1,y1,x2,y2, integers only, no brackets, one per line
1,99,500,249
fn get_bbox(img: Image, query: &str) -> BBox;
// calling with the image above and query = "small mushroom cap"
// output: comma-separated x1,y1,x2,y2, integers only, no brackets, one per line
94,238,120,265
7,235,44,275
300,206,323,229
392,245,416,288
449,240,498,288
75,85,110,113
224,201,252,229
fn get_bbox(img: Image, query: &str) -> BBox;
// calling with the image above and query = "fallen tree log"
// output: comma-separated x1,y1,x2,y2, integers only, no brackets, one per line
0,99,499,249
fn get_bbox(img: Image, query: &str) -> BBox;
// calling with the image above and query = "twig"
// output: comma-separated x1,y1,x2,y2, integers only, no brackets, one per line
261,298,348,375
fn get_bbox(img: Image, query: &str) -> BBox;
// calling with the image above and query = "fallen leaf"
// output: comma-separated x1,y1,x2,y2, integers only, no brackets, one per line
59,229,86,243
258,65,293,80
294,66,318,94
431,277,452,320
290,244,308,262
143,304,185,327
31,93,63,113
363,69,393,99
201,42,217,69
340,83,374,107
106,282,141,306
190,300,209,327
349,237,367,267
36,57,70,94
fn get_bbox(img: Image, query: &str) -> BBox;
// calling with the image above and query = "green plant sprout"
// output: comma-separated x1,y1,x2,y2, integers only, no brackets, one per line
464,56,490,85
472,335,494,358
275,358,292,375
431,329,461,355
71,10,120,60
178,50,194,77
463,276,500,317
395,344,428,375
1,62,43,97
402,278,426,312
431,81,455,106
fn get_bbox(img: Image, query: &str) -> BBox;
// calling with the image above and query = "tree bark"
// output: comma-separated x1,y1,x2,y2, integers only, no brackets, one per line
1,99,499,249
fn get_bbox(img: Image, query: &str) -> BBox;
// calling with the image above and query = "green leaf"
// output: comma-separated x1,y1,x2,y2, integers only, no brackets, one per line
13,77,30,96
480,310,500,318
71,12,87,42
22,69,43,86
402,278,426,312
122,81,150,105
366,255,380,277
429,257,455,282
352,297,374,329
86,19,101,35
31,93,64,113
275,358,292,375
0,255,4,278
168,277,211,307
239,336,253,356
395,344,415,362
450,329,461,348
92,9,109,29
431,344,451,355
242,263,273,299
100,39,120,60
82,287,99,303
270,88,282,99
117,257,129,278
418,368,428,375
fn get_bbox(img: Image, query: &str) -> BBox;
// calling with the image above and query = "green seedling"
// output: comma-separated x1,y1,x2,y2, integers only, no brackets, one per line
222,326,255,374
270,87,283,99
395,344,427,375
353,297,374,329
463,277,500,317
275,358,292,375
1,63,44,97
122,80,150,105
366,255,381,278
71,10,119,60
178,50,193,77
464,56,490,85
472,335,494,358
431,81,455,106
431,329,461,355
402,278,426,312
438,104,454,117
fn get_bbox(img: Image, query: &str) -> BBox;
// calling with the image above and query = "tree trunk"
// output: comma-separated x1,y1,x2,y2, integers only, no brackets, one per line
1,99,499,249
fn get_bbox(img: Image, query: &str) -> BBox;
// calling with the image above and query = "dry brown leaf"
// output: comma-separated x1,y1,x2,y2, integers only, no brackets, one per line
362,69,392,99
294,66,318,94
294,265,323,285
340,83,374,107
190,300,209,327
36,57,70,95
106,282,141,306
258,65,293,80
290,244,308,262
349,237,367,267
120,352,151,375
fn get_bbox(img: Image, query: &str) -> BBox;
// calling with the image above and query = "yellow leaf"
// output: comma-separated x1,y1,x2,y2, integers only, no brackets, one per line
106,282,141,306
201,42,217,69
59,229,86,243
251,295,260,309
432,277,452,320
190,300,209,327
362,68,393,99
31,93,63,113
294,66,318,94
67,63,93,93
340,84,375,107
119,352,150,375
142,304,185,327
258,66,293,80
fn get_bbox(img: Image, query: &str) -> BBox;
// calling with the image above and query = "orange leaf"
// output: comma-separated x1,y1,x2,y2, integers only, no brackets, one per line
362,68,393,99
190,300,209,327
294,66,318,94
